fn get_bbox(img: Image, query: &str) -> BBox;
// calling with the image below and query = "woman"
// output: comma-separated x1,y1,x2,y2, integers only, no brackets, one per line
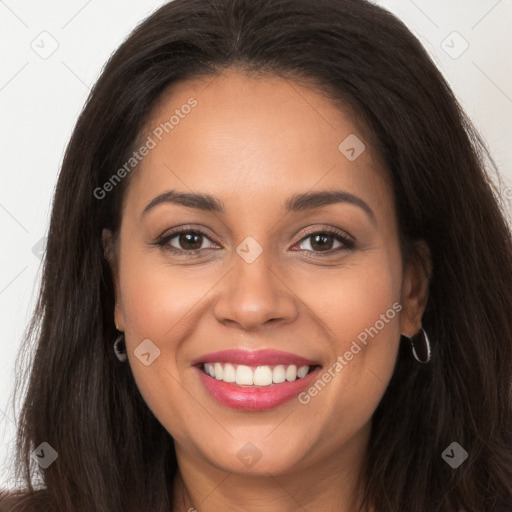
2,0,511,510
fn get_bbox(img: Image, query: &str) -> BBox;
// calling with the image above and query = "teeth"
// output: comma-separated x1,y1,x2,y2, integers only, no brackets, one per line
297,365,309,378
214,362,223,380
236,365,253,385
205,363,215,378
202,363,312,386
272,365,286,383
285,365,297,381
223,363,236,382
253,366,273,386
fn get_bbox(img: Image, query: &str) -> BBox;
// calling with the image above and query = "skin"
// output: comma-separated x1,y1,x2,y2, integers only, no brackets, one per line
103,69,430,512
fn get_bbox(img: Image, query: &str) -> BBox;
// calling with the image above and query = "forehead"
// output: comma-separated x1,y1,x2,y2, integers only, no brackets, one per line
123,69,393,222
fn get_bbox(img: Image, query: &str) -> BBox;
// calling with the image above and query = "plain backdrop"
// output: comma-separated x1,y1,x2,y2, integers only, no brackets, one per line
1,0,511,488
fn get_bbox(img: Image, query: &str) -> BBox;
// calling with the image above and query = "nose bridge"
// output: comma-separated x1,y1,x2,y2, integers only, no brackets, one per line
213,234,297,329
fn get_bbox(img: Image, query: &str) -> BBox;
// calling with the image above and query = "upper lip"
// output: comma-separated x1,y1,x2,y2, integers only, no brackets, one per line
191,349,319,367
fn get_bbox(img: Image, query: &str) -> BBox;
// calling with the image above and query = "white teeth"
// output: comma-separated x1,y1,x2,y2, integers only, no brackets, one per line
223,363,236,382
214,362,224,380
205,363,215,378
297,365,309,378
202,363,313,386
253,366,273,386
285,365,297,381
236,365,253,385
272,365,286,383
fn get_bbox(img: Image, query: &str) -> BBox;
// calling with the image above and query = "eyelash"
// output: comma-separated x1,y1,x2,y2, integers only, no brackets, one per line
154,225,355,258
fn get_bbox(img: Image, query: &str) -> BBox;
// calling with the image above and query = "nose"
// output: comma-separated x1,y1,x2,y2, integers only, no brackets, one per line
213,245,299,332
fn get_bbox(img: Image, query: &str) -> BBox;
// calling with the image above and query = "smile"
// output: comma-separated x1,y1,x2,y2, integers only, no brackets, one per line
192,349,322,410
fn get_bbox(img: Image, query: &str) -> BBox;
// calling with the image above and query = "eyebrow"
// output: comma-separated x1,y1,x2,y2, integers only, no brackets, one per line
142,189,376,224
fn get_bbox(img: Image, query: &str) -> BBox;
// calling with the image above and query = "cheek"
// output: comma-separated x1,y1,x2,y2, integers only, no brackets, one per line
118,253,218,342
116,253,205,435
296,254,402,427
303,254,400,345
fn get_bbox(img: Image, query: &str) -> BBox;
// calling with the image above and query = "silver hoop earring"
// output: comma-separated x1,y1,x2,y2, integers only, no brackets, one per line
404,327,431,364
113,332,128,362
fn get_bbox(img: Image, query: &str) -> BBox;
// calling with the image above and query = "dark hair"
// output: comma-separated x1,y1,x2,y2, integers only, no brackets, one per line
3,0,512,510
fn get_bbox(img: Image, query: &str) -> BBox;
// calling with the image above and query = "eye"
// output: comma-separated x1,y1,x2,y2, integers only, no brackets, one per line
294,229,355,254
155,228,219,255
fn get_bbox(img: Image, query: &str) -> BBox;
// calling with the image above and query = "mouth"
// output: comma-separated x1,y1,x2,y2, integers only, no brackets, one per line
192,349,322,410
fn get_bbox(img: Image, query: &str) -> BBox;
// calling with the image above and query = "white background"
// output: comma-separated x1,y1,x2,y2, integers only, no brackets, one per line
1,0,511,488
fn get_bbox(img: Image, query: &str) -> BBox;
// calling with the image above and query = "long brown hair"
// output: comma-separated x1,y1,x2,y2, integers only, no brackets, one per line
2,0,512,510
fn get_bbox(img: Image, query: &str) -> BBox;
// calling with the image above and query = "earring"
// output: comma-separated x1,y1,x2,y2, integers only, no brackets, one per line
113,331,128,362
403,327,431,364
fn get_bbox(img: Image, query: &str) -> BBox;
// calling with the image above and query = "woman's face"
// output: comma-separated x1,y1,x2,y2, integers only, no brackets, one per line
105,69,428,478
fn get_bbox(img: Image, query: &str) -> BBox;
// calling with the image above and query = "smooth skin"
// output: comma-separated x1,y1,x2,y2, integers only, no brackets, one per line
103,69,431,512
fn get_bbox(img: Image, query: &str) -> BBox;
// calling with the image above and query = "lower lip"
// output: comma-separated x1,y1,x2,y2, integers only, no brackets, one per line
195,366,322,410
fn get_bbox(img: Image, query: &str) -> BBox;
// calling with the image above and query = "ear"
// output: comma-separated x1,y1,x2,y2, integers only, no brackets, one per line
400,240,432,337
102,228,125,331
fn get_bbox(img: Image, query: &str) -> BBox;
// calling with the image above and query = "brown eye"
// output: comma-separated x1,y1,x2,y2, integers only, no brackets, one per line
296,230,354,254
155,228,219,255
